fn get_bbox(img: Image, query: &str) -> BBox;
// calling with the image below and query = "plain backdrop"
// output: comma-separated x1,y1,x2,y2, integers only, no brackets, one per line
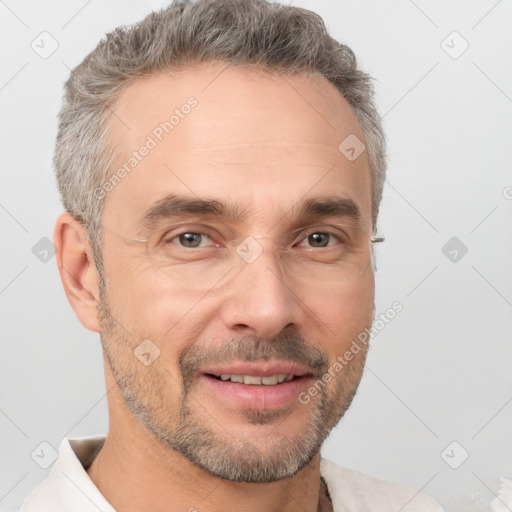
1,1,511,511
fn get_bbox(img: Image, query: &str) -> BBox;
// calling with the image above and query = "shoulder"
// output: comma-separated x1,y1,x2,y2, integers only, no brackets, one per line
320,458,444,512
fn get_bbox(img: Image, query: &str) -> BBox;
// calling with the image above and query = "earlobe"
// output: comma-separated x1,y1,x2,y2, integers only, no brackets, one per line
54,212,101,332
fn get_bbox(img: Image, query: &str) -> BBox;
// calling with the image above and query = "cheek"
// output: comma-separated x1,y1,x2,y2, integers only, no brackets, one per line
345,274,375,326
105,257,182,323
309,272,375,355
104,266,212,360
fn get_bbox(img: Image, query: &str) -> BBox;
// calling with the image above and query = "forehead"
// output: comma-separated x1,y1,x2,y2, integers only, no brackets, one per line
103,63,372,231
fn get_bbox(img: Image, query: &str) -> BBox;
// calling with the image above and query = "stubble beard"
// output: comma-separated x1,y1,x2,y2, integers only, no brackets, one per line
97,281,368,483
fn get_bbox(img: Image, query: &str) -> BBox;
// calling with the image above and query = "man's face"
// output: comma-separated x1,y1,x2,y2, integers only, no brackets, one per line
97,63,375,482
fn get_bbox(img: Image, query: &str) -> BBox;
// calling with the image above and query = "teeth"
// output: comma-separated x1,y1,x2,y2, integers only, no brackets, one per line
215,374,296,385
244,375,262,385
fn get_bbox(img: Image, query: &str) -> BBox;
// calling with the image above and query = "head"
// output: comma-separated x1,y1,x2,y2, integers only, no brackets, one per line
55,0,386,483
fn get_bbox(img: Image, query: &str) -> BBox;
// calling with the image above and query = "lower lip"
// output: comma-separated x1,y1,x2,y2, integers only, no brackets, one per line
199,375,311,410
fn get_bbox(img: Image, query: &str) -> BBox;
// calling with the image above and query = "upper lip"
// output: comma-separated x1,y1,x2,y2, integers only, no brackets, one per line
200,360,311,377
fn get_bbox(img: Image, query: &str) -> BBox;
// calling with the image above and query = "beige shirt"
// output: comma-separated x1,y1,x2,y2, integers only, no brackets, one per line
20,437,443,511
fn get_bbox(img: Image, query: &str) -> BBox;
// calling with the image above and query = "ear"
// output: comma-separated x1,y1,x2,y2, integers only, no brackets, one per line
54,212,101,332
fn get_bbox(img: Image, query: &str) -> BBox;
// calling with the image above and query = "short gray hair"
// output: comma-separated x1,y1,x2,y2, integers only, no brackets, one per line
55,0,386,276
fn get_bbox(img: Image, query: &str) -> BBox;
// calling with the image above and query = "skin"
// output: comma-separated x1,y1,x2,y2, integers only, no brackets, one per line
55,62,375,512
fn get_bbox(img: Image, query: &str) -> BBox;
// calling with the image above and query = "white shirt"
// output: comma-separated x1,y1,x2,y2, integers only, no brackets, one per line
19,437,443,512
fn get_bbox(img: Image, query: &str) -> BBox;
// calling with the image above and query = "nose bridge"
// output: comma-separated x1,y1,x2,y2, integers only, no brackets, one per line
234,235,295,294
220,235,303,338
234,234,283,264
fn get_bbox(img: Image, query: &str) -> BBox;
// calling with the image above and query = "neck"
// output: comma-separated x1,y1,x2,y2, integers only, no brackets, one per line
86,381,326,512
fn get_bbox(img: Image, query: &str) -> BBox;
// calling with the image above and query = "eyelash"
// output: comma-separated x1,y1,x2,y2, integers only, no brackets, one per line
163,227,347,249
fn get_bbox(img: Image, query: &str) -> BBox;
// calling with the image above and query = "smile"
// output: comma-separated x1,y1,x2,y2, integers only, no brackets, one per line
209,373,296,385
198,361,313,410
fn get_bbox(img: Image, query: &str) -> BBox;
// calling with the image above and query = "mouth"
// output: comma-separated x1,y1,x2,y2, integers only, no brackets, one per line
198,361,313,411
207,373,298,385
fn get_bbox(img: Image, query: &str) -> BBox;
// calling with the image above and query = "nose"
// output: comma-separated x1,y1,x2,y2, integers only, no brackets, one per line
218,241,305,340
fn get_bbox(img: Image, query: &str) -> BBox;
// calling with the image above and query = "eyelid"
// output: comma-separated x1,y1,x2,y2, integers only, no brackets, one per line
161,224,224,242
290,223,352,241
166,229,219,249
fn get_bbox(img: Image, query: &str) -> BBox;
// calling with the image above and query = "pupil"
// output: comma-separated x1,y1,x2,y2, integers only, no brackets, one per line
309,233,328,247
180,233,201,248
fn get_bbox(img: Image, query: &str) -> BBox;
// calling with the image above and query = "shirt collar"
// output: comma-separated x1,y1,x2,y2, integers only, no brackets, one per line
50,436,339,512
49,437,115,512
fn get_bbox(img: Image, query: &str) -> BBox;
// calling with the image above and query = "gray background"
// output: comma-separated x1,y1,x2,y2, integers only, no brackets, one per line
1,1,511,511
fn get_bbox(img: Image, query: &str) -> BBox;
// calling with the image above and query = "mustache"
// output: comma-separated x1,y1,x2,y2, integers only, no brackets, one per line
179,333,329,386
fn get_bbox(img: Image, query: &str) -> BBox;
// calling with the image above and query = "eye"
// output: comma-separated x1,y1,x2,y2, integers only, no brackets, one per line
170,232,216,249
296,231,342,249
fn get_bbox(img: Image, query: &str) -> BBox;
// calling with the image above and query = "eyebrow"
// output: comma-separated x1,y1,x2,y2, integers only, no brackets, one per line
139,193,362,231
